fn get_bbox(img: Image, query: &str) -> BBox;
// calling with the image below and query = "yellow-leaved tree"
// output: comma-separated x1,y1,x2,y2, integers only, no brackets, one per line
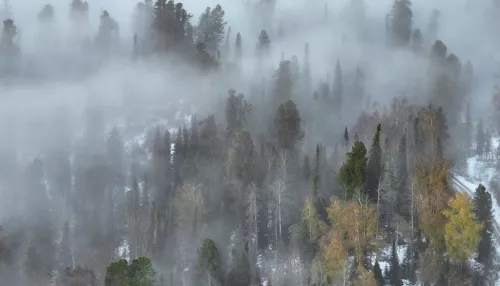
327,200,378,264
414,156,451,250
443,193,483,262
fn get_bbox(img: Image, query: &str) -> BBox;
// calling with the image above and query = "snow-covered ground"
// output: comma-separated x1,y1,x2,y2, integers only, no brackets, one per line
452,137,500,286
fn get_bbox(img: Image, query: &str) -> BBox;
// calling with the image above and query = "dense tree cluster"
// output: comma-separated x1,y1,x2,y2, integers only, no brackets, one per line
0,0,500,285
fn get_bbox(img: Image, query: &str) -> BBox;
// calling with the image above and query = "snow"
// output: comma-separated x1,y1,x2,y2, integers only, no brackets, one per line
453,136,500,286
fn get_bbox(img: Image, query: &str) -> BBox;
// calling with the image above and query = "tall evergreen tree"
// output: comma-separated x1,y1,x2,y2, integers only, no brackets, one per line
476,119,485,156
235,32,242,63
271,100,304,151
196,239,224,285
389,0,412,47
373,260,384,286
333,59,343,109
473,184,496,281
196,4,226,53
388,241,402,286
339,141,368,200
367,124,382,202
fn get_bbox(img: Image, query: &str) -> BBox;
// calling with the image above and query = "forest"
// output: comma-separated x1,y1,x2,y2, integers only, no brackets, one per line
0,0,499,285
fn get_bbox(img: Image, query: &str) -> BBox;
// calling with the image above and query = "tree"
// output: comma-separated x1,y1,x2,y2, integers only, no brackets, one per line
476,119,485,156
25,246,44,284
58,222,74,274
389,0,413,47
95,10,119,54
129,257,156,285
443,193,483,263
271,100,304,151
366,124,382,202
414,156,451,250
473,184,496,280
327,200,378,264
105,257,156,286
373,260,384,286
235,32,242,63
273,60,293,105
38,4,54,22
388,241,402,286
464,102,472,151
333,59,343,109
196,5,226,53
339,141,368,201
196,239,224,285
256,30,271,58
62,266,98,286
320,231,348,284
344,127,350,152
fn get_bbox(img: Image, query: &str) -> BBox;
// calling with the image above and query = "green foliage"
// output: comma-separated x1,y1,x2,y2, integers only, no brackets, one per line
366,124,382,202
105,257,156,286
339,141,368,200
271,100,304,151
388,242,402,286
473,184,496,279
196,238,224,285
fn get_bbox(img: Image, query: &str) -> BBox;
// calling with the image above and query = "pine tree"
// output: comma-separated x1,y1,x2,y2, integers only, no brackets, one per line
465,102,472,151
58,222,73,273
373,260,384,286
303,155,311,181
333,59,343,109
367,124,382,202
476,119,485,156
388,241,402,286
344,127,350,152
271,100,304,151
389,0,413,47
273,60,293,105
473,184,496,279
196,239,224,285
257,30,271,58
235,32,242,62
196,5,226,53
339,141,368,200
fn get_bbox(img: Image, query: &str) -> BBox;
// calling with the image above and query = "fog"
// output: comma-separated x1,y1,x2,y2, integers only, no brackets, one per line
0,0,499,285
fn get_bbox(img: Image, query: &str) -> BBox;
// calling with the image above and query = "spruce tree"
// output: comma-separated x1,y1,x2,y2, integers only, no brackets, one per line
367,124,382,202
333,59,343,109
235,32,242,62
344,127,350,151
476,119,485,156
473,184,495,280
388,241,403,286
373,260,384,286
389,0,413,47
339,141,368,200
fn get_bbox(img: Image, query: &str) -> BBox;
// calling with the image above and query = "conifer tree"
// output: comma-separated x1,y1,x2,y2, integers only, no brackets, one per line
197,5,226,53
373,260,384,286
476,119,485,156
388,241,402,286
339,141,368,201
333,60,343,109
344,127,350,152
271,100,304,151
465,102,473,151
196,239,224,285
473,184,496,280
389,0,413,47
235,32,242,62
303,155,311,181
367,124,382,202
273,60,293,106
